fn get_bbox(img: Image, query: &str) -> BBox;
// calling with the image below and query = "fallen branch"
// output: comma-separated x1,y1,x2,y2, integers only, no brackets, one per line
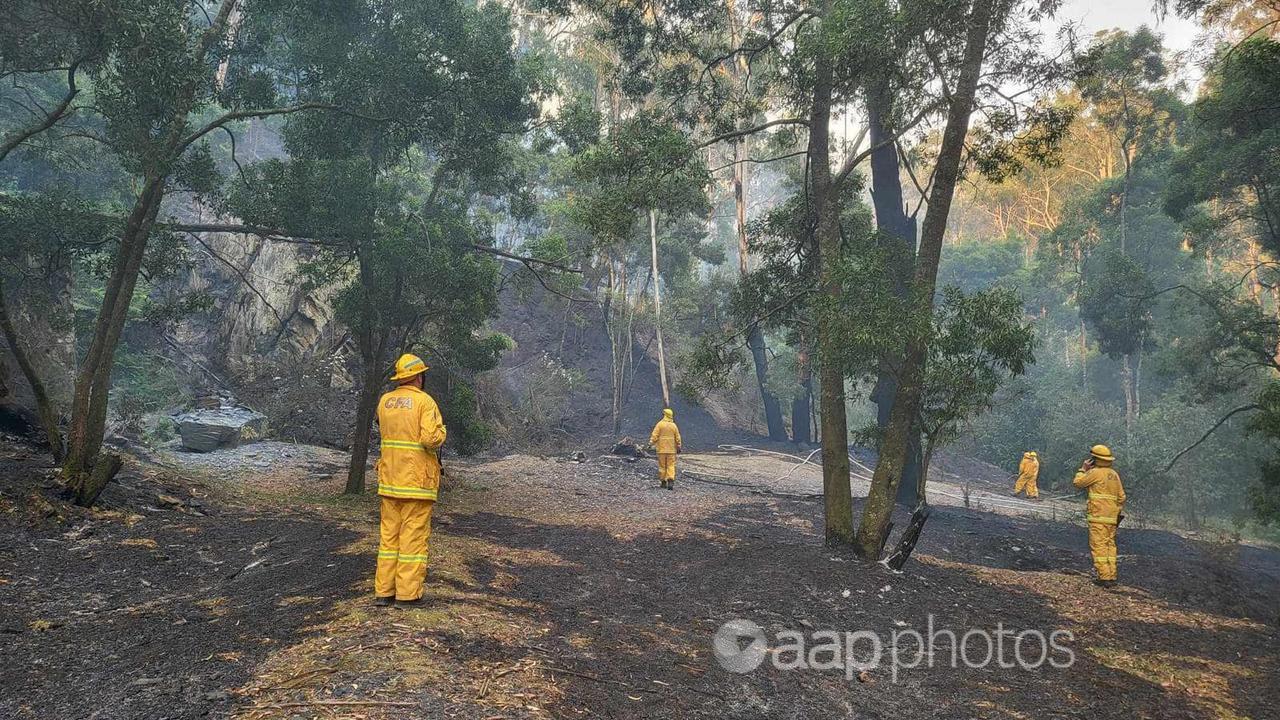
542,664,657,692
246,699,416,710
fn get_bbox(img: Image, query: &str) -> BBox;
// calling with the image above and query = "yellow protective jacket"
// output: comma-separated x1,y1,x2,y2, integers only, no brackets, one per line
375,385,447,500
649,413,682,454
1072,463,1126,525
1018,453,1039,480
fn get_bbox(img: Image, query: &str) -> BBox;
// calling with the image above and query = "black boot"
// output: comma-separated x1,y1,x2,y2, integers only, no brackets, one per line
373,595,395,607
395,596,425,608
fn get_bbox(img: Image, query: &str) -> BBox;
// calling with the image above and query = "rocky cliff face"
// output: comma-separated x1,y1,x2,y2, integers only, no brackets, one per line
169,231,348,381
0,268,76,433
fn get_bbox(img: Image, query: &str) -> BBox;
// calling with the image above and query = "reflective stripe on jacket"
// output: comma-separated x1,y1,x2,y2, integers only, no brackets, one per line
1073,465,1125,525
376,385,447,500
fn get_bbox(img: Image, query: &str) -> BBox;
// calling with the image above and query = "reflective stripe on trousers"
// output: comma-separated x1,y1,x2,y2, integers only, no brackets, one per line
375,496,435,601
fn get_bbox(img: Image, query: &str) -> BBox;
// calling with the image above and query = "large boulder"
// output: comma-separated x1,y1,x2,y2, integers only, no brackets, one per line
175,407,268,453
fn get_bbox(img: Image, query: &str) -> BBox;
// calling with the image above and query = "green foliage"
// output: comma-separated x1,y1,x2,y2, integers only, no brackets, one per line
438,383,492,457
919,286,1036,449
1077,248,1156,359
937,236,1027,293
1165,37,1280,255
1248,383,1280,525
570,112,710,244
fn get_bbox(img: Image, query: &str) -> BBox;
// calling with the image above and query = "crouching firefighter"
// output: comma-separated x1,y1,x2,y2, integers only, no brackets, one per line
649,408,682,490
373,353,447,607
1072,444,1126,587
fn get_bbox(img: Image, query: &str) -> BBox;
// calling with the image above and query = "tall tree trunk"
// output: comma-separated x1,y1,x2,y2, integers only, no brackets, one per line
65,176,165,501
806,20,855,547
853,0,995,561
63,3,241,504
792,341,813,445
734,137,788,440
725,0,785,441
0,280,63,460
917,435,937,505
346,347,383,494
1121,353,1136,441
867,86,923,505
649,209,671,408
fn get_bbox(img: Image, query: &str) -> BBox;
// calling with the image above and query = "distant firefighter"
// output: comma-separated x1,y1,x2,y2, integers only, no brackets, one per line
1073,444,1126,587
649,408,682,490
1013,451,1040,499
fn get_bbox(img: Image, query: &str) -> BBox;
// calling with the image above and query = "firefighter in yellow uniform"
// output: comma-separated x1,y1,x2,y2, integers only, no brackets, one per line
1072,444,1126,587
1013,451,1040,499
649,408,682,490
373,353,447,607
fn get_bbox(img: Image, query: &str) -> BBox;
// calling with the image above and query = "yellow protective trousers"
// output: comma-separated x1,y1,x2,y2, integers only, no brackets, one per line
375,496,434,601
657,453,676,482
1088,521,1118,581
1014,473,1038,498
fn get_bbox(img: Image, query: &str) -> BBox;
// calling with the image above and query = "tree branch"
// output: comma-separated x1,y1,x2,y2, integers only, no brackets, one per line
697,118,808,149
0,59,82,164
1161,403,1262,474
175,102,338,155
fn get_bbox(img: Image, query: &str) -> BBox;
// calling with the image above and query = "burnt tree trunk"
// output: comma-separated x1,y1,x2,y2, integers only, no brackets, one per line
734,140,787,440
854,0,995,560
884,502,931,571
867,89,923,506
346,354,384,494
792,341,813,445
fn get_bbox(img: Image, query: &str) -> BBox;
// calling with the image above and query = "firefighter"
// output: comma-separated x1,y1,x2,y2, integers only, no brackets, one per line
1013,451,1040,499
373,353,447,607
649,408,682,490
1072,444,1126,587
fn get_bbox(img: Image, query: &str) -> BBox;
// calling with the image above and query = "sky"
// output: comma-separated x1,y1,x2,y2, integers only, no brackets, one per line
1048,0,1208,87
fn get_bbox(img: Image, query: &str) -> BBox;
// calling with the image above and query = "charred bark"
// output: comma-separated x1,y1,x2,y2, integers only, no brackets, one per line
867,87,923,505
854,0,995,561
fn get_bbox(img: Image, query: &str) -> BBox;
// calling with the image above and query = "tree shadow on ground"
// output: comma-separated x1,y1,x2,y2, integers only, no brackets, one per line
909,501,1280,626
0,455,368,720
427,497,1274,719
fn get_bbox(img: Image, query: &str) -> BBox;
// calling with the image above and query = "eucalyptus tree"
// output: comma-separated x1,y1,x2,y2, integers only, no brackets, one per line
0,1,139,462
568,112,710,432
10,0,392,505
222,0,541,493
544,0,1065,551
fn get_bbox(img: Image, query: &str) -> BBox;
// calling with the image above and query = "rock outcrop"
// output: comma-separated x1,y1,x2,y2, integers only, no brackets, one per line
175,407,268,452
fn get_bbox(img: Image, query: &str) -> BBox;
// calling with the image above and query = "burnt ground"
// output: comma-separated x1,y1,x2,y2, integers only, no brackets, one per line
1,439,1277,720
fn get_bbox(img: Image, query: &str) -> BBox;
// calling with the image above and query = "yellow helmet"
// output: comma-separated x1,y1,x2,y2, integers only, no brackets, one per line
663,408,674,420
390,353,429,381
1090,444,1115,462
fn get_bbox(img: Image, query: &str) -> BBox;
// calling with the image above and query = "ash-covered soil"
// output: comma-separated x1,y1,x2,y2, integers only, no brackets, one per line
0,439,366,720
1,438,1276,720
